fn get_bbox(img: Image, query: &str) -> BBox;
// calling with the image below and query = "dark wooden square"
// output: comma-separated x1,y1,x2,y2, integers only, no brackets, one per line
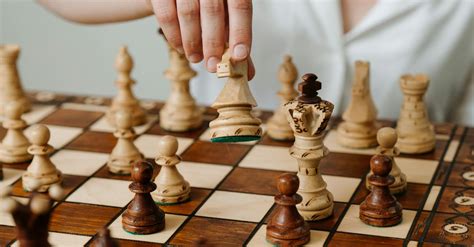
39,108,103,128
169,217,256,246
146,121,208,139
0,226,16,247
320,152,371,178
1,161,30,170
219,167,286,195
66,131,117,153
49,202,121,235
161,188,212,215
351,182,430,210
411,212,472,245
437,186,473,215
89,238,163,247
258,134,293,148
434,123,455,136
10,174,87,198
398,140,448,161
329,232,403,246
181,141,252,166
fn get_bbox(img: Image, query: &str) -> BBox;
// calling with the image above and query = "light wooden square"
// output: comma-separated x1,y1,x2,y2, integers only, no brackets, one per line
324,175,361,203
323,130,376,155
196,191,273,222
61,102,109,112
66,178,132,207
11,232,91,247
25,124,83,149
0,168,23,188
52,150,108,176
109,213,187,243
423,185,441,211
23,105,57,124
178,161,233,189
444,140,460,162
239,145,297,172
247,225,329,247
0,197,29,226
134,134,193,158
395,157,438,184
89,115,157,135
337,205,416,239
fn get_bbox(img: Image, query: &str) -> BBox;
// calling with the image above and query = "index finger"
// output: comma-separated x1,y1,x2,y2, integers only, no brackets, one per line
227,0,252,62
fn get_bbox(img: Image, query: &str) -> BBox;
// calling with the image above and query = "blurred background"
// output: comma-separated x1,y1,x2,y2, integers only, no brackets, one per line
1,0,174,103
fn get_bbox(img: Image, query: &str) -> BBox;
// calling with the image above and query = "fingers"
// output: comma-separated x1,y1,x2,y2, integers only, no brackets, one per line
228,0,252,62
151,0,183,53
200,0,226,72
176,0,203,62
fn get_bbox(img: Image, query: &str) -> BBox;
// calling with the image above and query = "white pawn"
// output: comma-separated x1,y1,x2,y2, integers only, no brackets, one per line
22,125,62,192
267,55,299,141
152,135,190,204
0,101,32,163
366,127,407,194
107,110,143,175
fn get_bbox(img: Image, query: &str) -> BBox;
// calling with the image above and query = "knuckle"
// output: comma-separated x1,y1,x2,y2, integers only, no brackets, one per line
156,10,176,24
201,0,223,16
229,0,252,13
166,35,183,47
183,40,202,51
204,38,223,51
178,1,200,19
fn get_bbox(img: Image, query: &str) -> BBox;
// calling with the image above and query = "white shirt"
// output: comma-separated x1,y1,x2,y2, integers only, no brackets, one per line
191,0,473,125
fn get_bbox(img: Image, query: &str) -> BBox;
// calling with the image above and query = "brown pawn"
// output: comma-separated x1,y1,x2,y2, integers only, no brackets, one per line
122,160,165,234
95,228,119,247
267,173,310,246
360,154,403,227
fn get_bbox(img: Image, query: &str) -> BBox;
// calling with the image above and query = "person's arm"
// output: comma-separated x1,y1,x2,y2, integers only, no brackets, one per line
37,0,154,24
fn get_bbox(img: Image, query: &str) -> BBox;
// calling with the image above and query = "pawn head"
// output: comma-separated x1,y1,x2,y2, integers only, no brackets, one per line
4,101,23,120
277,173,299,196
30,194,51,215
370,154,392,177
158,135,178,157
115,110,133,130
29,124,50,146
131,160,154,183
377,127,397,148
297,73,322,104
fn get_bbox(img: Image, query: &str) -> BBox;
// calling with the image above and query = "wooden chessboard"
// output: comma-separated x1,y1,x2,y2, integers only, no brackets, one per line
0,91,473,246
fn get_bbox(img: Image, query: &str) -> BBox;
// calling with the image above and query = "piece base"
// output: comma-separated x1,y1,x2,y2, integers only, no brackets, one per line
0,152,32,164
122,222,165,235
359,212,402,227
211,135,260,143
266,233,310,247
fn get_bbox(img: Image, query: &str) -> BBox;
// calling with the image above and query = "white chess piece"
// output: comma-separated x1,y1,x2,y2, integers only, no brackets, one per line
0,101,32,163
22,125,62,192
152,135,190,204
107,110,143,175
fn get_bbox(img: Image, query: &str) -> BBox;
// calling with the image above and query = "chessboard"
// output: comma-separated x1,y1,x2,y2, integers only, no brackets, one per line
0,91,472,247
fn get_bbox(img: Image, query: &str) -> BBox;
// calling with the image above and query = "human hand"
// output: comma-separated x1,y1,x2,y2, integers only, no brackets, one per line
150,0,255,79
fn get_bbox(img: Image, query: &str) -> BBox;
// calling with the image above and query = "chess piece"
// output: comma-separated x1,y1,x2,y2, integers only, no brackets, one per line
0,44,31,116
0,184,65,247
337,61,378,148
122,160,165,234
0,101,32,163
159,30,202,132
96,228,119,247
366,127,407,194
152,135,190,204
267,55,299,141
22,125,62,192
266,173,310,246
285,73,335,221
209,48,262,143
396,74,436,154
106,46,147,127
107,110,143,175
360,154,403,227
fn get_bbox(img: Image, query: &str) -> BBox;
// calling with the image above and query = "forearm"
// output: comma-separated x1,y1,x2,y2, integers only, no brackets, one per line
37,0,154,24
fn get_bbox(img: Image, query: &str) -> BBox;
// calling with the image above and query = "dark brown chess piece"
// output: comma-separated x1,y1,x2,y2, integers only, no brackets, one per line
0,184,64,247
95,228,119,247
122,160,165,234
360,154,403,227
266,173,310,246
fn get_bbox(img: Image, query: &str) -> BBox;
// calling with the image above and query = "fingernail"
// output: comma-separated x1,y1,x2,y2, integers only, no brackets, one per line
233,44,248,60
207,57,220,72
188,53,202,63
